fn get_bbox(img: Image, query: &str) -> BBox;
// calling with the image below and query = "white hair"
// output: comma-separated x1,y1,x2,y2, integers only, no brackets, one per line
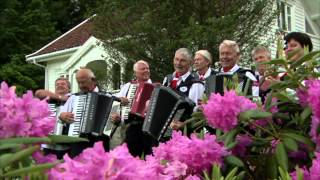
195,50,212,64
251,46,271,60
133,60,149,72
77,67,95,79
175,48,193,62
219,40,240,54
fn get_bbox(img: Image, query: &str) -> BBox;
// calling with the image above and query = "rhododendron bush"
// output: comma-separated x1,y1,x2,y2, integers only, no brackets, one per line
0,48,319,180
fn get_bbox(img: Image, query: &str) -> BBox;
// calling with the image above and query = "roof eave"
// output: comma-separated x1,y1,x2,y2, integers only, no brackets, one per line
26,46,79,63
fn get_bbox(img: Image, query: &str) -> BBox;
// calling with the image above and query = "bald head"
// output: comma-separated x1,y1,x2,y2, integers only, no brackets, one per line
133,60,150,81
76,68,96,93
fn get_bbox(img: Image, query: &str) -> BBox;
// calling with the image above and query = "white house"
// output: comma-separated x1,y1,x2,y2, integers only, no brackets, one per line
267,0,320,56
25,16,124,93
26,0,319,92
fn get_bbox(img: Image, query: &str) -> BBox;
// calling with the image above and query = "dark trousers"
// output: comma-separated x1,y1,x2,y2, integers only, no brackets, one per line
68,134,110,158
125,122,154,157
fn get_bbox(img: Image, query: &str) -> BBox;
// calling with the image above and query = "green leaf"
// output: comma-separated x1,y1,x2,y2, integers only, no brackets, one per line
0,143,21,150
224,129,238,147
266,155,278,179
281,132,314,148
211,164,222,180
275,142,288,171
0,137,51,145
263,59,287,65
225,155,244,167
0,145,39,169
291,50,320,69
278,167,291,180
300,106,312,121
282,137,298,152
239,110,272,121
226,141,238,150
48,135,88,143
3,162,60,177
225,167,238,180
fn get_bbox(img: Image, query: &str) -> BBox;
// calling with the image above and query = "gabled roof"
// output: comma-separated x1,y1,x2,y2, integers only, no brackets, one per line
26,16,94,58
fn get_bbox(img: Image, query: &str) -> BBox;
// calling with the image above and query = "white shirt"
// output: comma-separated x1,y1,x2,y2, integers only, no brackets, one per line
219,64,257,81
196,68,213,79
115,79,152,98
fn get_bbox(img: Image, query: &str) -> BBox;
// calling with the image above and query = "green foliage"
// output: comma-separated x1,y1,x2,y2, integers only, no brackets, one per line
94,0,276,82
187,46,320,179
0,136,88,179
203,164,244,180
0,0,99,94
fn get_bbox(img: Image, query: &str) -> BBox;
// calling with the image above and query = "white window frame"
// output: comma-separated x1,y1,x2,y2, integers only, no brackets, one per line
277,0,292,31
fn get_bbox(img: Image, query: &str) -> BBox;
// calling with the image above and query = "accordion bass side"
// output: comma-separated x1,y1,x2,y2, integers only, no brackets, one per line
142,86,195,141
205,74,233,96
68,92,119,137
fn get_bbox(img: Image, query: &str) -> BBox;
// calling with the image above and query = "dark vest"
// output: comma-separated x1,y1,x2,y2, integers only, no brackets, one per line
205,67,254,96
163,73,203,97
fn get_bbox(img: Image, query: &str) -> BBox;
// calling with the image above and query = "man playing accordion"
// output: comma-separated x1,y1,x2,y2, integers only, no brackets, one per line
163,48,205,131
59,68,109,157
111,60,155,157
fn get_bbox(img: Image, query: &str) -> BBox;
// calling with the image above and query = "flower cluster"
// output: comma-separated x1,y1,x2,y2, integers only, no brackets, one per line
291,152,320,180
49,132,228,179
151,131,229,175
203,90,257,132
0,81,55,138
297,80,320,147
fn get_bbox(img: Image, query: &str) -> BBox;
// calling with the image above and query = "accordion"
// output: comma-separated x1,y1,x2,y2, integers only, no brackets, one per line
121,83,138,121
129,82,157,120
142,86,195,141
48,103,65,135
68,92,119,137
205,74,233,96
103,100,121,137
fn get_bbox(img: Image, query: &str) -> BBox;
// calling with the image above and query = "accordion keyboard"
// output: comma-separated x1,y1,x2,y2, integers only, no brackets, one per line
68,95,87,137
121,83,137,121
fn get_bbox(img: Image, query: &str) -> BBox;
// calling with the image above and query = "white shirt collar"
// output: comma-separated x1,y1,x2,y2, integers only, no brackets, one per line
179,71,191,82
197,68,212,79
93,86,99,92
220,64,240,74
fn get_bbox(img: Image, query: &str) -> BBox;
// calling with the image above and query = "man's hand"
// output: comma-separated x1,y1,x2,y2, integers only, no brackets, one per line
261,76,280,91
110,112,121,124
59,112,74,123
170,120,185,130
119,97,129,106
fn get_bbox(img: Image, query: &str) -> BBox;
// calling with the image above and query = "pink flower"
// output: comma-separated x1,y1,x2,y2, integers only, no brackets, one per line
297,88,309,107
203,90,257,132
49,142,110,180
0,81,55,138
306,80,320,147
151,131,229,175
33,151,57,164
290,166,310,180
310,153,320,180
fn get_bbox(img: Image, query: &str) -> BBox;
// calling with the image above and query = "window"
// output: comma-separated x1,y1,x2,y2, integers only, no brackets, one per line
277,1,292,31
305,17,315,35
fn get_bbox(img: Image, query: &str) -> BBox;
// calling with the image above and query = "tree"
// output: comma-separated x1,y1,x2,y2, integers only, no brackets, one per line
0,0,58,94
94,0,277,82
0,0,99,94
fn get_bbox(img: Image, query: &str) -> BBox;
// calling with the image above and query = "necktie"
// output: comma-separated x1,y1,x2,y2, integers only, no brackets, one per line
170,72,180,89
